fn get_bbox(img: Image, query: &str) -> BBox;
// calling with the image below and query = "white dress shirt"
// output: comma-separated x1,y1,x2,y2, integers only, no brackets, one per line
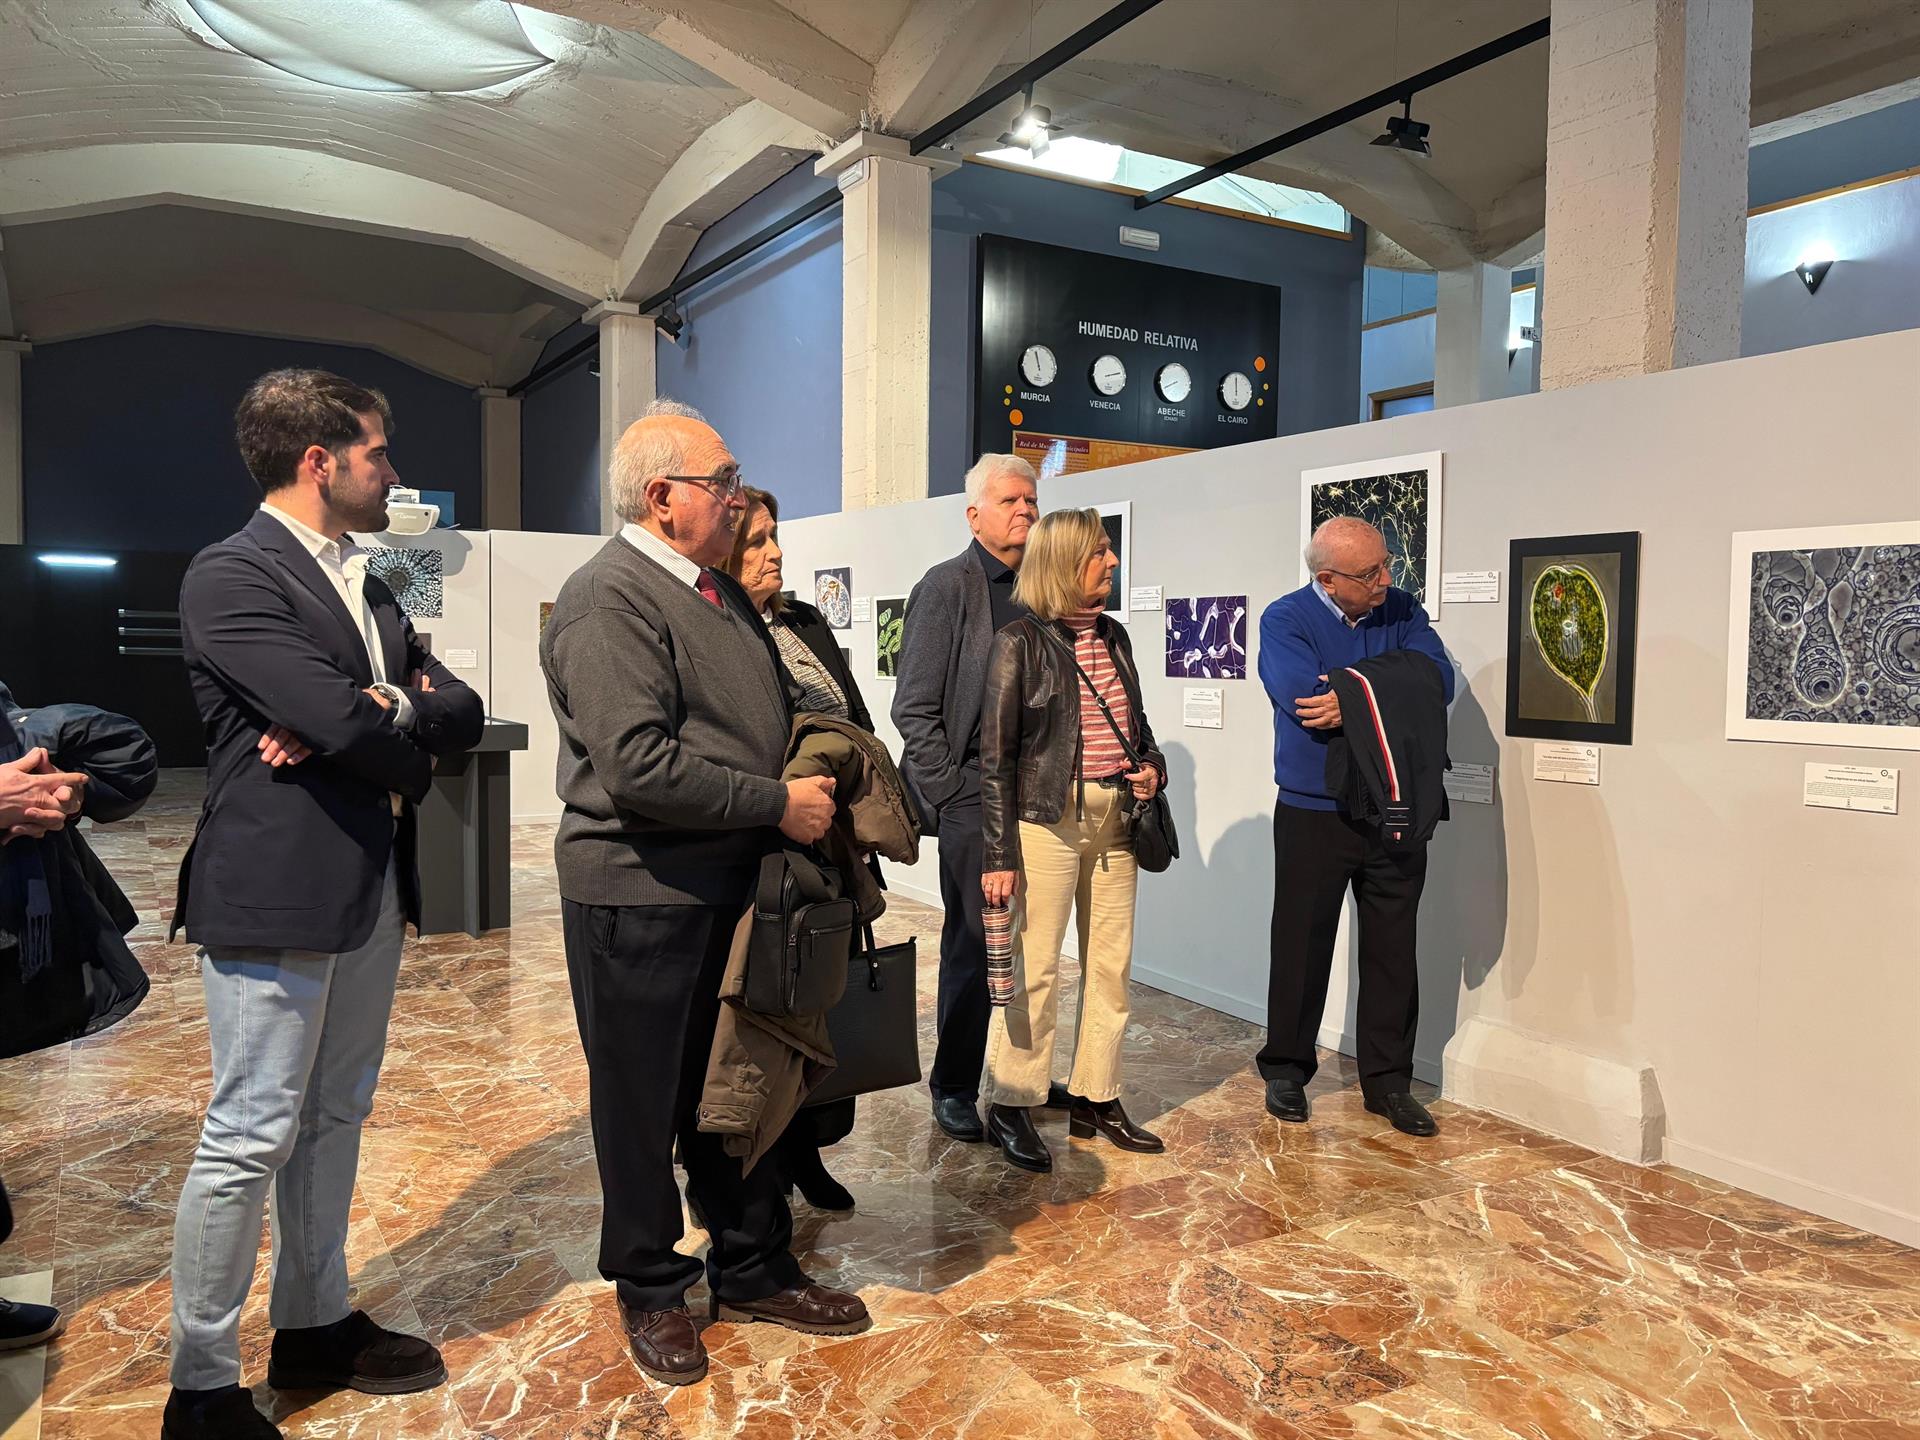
619,521,705,589
260,504,415,728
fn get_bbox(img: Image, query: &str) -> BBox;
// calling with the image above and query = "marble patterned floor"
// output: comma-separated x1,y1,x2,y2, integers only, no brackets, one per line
2,772,1917,1439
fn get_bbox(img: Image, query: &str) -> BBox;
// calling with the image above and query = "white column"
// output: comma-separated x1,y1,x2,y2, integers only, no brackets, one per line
585,301,656,535
817,133,944,510
0,343,24,546
1541,0,1752,390
475,387,522,531
1434,263,1510,408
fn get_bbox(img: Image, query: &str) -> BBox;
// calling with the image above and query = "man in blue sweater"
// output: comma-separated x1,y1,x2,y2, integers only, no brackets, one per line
1256,516,1453,1137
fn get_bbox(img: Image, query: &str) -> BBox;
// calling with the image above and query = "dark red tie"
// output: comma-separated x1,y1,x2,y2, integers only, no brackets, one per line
696,571,723,607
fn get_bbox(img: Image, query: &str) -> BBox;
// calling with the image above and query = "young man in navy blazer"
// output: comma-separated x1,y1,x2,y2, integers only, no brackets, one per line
163,370,482,1440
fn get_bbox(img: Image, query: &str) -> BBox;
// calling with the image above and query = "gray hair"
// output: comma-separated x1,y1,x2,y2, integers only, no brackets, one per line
1304,515,1384,574
608,397,711,523
963,452,1037,506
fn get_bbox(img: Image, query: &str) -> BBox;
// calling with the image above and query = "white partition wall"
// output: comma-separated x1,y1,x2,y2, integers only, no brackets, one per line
362,529,493,704
489,530,607,821
774,328,1920,1244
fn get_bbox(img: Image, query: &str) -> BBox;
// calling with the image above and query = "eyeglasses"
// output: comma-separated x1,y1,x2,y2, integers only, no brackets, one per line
1326,560,1392,584
661,465,744,502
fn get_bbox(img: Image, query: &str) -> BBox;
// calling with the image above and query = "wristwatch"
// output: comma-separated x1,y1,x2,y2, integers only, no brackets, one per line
371,682,404,709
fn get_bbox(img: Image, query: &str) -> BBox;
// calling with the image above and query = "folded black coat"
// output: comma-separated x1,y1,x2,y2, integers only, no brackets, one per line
1324,652,1452,848
0,682,154,1060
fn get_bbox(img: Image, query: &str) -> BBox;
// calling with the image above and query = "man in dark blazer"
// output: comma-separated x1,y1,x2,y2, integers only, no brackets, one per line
543,401,867,1386
891,453,1039,1142
164,369,482,1440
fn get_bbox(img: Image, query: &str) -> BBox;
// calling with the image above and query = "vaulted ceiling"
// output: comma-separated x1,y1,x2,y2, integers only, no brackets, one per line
2,0,1917,386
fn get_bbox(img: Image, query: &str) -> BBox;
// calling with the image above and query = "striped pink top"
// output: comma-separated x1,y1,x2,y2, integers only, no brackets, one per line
1063,614,1133,779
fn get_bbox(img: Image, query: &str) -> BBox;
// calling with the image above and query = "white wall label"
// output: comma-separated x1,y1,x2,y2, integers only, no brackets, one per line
1441,570,1500,604
445,648,478,670
1182,686,1224,729
851,597,872,624
1444,763,1496,804
1533,743,1600,785
1803,763,1898,814
1129,585,1164,611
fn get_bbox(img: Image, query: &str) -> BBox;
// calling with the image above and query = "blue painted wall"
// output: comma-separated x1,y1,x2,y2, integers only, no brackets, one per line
519,321,600,535
22,325,482,554
1749,96,1920,209
655,162,844,520
1362,269,1437,324
929,163,1365,495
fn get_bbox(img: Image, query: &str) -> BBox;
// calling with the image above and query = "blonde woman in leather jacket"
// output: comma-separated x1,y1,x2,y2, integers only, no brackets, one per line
978,509,1166,1173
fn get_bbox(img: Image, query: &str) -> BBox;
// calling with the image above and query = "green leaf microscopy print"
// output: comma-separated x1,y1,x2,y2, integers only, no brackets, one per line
875,596,907,678
1529,564,1608,720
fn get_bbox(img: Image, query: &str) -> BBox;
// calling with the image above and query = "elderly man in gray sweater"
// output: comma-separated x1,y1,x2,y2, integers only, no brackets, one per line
541,400,868,1387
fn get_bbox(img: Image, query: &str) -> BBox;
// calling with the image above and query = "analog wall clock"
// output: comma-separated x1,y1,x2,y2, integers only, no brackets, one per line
1090,354,1128,396
1220,371,1253,411
1020,344,1057,387
1155,362,1192,403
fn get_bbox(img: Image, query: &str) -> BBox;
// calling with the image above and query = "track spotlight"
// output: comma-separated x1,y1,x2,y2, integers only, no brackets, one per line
1371,95,1431,156
998,86,1066,159
656,296,685,342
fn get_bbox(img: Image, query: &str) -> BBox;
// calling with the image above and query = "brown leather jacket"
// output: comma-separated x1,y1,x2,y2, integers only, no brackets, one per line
980,615,1165,873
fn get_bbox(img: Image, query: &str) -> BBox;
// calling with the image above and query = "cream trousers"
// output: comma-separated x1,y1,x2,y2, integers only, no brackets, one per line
987,783,1139,1107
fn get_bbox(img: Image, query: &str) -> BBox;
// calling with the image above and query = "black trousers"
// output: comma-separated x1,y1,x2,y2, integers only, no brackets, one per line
930,798,990,1102
562,899,802,1312
1257,801,1428,1102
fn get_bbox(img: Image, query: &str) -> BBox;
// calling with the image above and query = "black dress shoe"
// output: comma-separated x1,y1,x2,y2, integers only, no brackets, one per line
266,1310,447,1395
1068,1097,1164,1153
1042,1081,1074,1110
783,1140,856,1212
161,1385,282,1440
985,1104,1053,1172
618,1300,708,1386
1366,1091,1439,1137
932,1094,985,1142
1264,1078,1309,1123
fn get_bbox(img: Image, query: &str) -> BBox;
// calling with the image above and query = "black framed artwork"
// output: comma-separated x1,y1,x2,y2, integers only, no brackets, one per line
1505,532,1642,744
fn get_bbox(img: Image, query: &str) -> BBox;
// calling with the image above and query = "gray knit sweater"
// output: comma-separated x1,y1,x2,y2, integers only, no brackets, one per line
541,533,791,905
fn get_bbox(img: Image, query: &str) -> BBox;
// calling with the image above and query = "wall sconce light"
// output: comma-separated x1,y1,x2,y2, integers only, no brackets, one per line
1794,254,1833,294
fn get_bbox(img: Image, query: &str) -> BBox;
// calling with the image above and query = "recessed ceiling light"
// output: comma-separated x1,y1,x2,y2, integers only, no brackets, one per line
183,0,553,94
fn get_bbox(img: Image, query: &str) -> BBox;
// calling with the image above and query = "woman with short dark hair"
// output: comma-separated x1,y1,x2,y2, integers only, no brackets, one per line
725,486,869,1210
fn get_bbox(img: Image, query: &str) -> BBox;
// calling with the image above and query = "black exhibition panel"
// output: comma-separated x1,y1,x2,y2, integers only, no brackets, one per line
974,234,1283,461
0,544,206,767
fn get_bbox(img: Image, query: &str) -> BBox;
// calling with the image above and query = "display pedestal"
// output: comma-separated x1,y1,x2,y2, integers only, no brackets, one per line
418,719,529,938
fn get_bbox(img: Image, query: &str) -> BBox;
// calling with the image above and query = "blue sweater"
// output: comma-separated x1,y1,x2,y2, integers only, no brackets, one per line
1258,583,1454,812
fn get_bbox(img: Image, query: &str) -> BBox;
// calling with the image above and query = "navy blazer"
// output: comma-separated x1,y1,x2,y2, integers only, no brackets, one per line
170,509,484,952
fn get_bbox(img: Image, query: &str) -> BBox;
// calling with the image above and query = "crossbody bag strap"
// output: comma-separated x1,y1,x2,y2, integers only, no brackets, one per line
1035,623,1142,769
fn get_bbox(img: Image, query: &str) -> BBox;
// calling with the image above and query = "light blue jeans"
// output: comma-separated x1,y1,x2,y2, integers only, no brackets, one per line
169,861,404,1389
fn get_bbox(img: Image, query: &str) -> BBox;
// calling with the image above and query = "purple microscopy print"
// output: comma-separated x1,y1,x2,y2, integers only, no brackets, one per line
1166,596,1248,679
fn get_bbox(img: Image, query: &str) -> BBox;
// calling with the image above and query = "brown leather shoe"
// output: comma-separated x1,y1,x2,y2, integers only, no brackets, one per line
1068,1096,1165,1153
617,1300,707,1386
712,1281,871,1336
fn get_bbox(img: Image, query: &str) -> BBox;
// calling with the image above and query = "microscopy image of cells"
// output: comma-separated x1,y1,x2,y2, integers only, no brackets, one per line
1745,543,1920,729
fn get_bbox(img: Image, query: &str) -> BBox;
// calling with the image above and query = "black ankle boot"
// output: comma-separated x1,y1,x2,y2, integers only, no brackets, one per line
986,1104,1053,1173
1068,1096,1164,1153
784,1141,855,1212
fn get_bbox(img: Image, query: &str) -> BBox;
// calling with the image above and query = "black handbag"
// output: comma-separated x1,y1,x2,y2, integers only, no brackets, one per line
805,926,921,1107
744,849,855,1018
1039,626,1180,874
